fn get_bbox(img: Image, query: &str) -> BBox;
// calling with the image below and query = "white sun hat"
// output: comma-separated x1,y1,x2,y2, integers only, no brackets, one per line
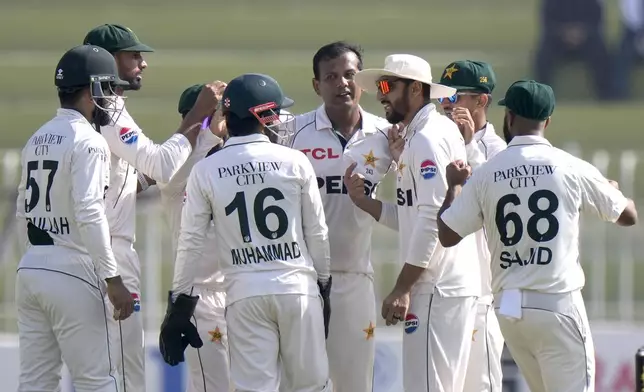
355,54,457,99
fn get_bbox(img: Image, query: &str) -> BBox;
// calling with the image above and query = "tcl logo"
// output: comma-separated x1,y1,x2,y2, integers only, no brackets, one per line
300,148,340,160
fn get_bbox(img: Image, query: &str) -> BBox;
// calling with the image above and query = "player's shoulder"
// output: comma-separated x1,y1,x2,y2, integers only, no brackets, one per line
550,147,600,176
292,109,317,133
361,109,390,135
479,123,507,157
100,99,141,144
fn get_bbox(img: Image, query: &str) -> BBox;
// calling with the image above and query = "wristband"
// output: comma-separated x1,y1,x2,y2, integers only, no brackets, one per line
137,171,150,192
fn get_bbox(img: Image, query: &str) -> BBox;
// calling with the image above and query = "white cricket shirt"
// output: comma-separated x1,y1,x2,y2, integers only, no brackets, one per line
468,123,507,304
391,104,480,297
158,129,223,289
16,109,118,281
289,105,392,274
441,135,629,294
101,97,193,243
173,133,331,305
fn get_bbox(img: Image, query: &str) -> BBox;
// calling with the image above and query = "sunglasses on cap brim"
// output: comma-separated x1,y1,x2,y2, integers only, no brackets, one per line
437,92,486,104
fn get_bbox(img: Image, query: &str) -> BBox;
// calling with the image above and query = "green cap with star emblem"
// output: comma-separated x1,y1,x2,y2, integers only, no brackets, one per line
83,24,154,54
177,84,205,117
498,80,555,121
439,60,496,94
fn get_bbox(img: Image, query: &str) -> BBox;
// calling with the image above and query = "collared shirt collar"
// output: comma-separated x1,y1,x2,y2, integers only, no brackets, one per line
314,104,376,134
474,122,495,142
404,103,437,140
223,133,271,147
57,108,89,121
507,134,552,147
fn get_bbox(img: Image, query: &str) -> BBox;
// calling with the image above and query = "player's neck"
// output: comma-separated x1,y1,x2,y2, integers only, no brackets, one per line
61,105,91,122
326,105,361,139
402,100,429,125
474,115,487,133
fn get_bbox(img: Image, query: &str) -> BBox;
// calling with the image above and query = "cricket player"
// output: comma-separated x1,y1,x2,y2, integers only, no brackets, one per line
83,24,219,391
437,60,507,392
15,44,135,392
345,54,481,392
437,80,638,392
160,73,333,392
286,41,392,392
157,83,231,392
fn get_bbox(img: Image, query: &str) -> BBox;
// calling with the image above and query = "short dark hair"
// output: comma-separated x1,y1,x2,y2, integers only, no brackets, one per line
312,41,363,80
57,86,88,107
225,112,262,137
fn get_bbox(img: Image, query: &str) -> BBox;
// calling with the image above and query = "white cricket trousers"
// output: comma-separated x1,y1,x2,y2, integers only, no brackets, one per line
109,238,144,392
326,272,376,392
494,289,594,392
226,293,333,392
186,285,231,392
463,299,504,392
16,254,120,392
403,286,477,392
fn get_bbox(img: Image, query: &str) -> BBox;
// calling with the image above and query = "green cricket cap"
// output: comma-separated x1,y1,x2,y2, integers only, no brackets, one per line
55,44,128,88
178,84,205,116
83,24,154,53
498,80,555,121
222,73,294,120
439,60,496,94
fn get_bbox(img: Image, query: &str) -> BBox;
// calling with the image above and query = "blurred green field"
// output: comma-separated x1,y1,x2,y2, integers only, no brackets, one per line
1,0,644,328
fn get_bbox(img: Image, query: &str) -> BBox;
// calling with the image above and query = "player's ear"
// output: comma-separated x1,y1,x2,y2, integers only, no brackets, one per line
544,116,552,129
312,78,321,97
412,81,423,97
477,94,489,109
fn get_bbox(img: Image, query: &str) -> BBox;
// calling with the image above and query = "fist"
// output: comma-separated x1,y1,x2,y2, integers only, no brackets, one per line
343,162,368,204
193,81,228,117
446,160,471,187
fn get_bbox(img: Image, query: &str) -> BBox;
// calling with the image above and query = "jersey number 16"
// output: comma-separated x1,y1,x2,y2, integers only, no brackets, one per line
225,187,289,243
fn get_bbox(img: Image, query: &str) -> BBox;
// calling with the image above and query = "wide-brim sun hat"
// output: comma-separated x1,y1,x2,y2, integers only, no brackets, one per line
355,54,456,99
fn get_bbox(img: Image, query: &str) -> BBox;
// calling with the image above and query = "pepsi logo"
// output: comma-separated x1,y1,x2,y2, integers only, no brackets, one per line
119,127,138,145
419,159,437,180
404,313,419,334
132,293,141,312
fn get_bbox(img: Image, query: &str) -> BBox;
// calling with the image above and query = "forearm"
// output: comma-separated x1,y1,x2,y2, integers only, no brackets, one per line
392,263,426,293
77,208,119,281
377,201,399,231
354,197,383,222
136,134,193,183
438,185,462,218
137,172,155,193
171,250,199,297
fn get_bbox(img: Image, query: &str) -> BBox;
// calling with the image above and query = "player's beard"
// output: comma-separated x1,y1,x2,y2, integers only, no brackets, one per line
502,114,513,144
386,95,408,124
121,75,142,91
92,98,112,128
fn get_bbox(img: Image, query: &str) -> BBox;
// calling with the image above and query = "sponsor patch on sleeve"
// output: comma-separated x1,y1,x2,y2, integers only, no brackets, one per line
119,127,138,145
404,313,419,334
419,159,438,180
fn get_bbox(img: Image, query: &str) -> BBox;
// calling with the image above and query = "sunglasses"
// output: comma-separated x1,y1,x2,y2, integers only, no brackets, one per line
437,92,484,104
376,78,407,95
